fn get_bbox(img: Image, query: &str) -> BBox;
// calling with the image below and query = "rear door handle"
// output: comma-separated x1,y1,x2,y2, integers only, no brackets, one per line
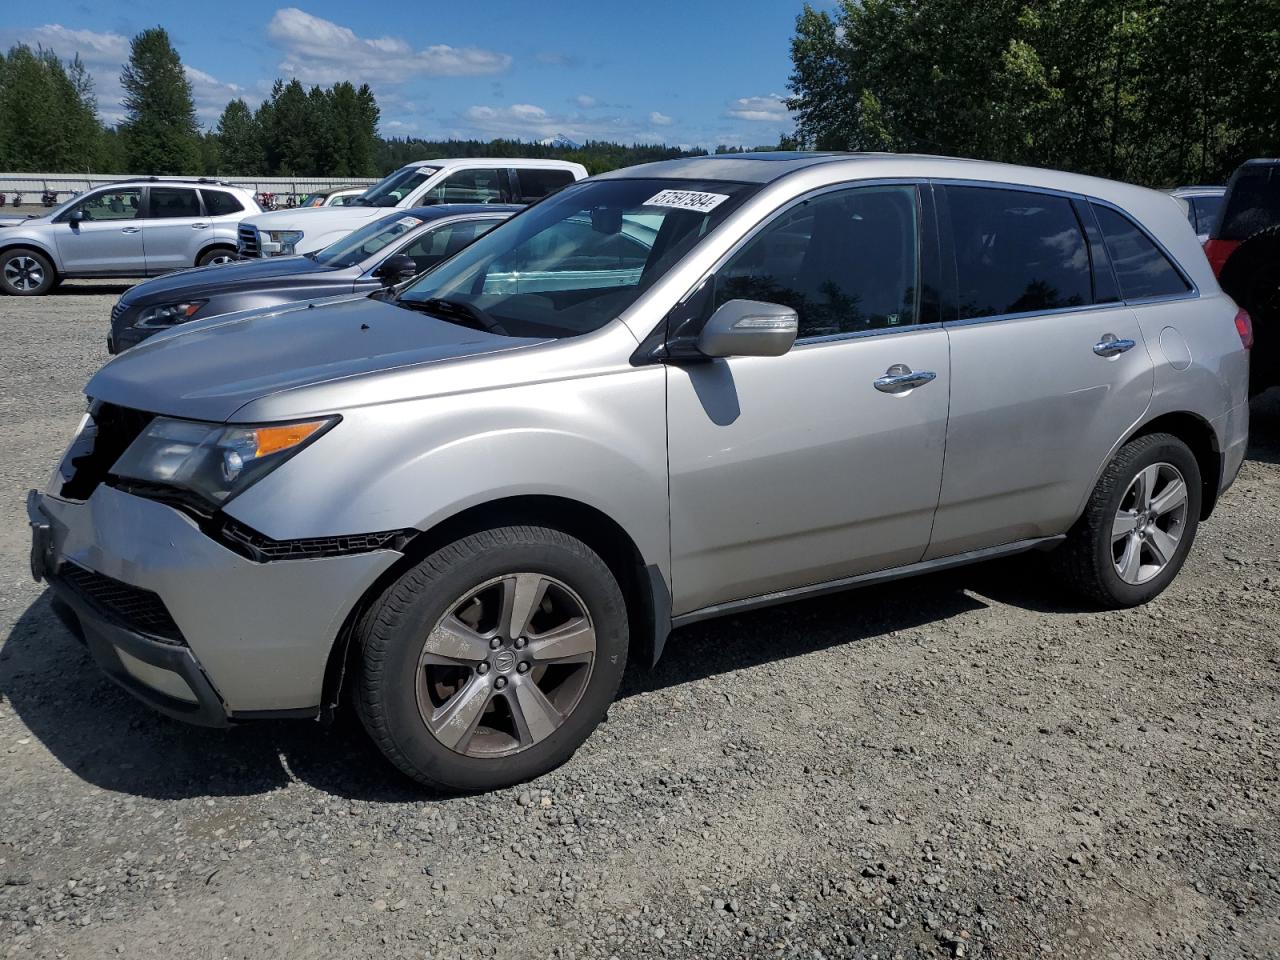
1093,333,1136,358
192,222,210,229
120,226,140,234
873,364,937,394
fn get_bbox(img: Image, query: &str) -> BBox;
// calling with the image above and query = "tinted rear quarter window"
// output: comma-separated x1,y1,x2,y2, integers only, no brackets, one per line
1191,195,1222,234
148,188,201,218
1218,165,1280,240
1092,203,1190,300
201,190,244,216
946,185,1092,319
513,169,575,203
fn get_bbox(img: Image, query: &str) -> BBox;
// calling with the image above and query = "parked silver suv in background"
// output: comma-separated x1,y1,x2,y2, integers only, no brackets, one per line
29,153,1251,792
0,178,260,296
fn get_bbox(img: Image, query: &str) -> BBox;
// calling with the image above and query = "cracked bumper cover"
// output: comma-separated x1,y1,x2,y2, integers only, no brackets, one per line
29,485,400,720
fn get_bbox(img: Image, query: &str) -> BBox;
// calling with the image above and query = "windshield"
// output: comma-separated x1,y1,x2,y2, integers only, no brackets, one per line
355,165,439,207
313,213,431,268
397,178,758,338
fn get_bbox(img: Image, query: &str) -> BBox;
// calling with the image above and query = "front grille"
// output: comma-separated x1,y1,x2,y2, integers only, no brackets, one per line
218,517,408,562
110,300,127,325
56,562,184,643
237,224,260,258
59,403,155,501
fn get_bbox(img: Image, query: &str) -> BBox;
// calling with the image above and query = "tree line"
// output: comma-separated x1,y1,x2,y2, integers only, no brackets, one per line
0,26,745,181
787,0,1280,187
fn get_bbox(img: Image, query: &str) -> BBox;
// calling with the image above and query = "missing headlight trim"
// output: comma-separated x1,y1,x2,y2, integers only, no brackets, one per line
216,516,412,563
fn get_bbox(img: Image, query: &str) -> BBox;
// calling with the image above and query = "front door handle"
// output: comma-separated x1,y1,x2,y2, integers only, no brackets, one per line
120,226,141,234
873,364,937,394
1093,333,1136,358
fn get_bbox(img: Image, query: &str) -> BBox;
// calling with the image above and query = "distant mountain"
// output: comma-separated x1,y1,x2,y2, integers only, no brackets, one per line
538,134,582,150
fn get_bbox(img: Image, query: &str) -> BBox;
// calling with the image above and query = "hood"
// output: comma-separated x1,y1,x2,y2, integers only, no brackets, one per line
0,211,49,228
122,254,337,305
86,295,545,423
243,205,384,233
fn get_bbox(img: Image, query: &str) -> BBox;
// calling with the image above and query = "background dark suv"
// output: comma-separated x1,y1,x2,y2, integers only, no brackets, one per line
1205,159,1280,394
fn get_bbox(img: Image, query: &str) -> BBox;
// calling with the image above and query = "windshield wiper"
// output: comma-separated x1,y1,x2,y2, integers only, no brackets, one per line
395,296,509,335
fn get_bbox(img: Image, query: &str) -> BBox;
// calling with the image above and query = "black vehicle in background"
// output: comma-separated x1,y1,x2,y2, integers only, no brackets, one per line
1205,159,1280,395
108,204,516,353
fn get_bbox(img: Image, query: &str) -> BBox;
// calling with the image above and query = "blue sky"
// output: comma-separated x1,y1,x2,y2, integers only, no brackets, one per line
3,1,812,148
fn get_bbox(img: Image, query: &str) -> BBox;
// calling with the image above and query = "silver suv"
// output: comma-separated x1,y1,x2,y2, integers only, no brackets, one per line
0,178,259,296
28,153,1251,792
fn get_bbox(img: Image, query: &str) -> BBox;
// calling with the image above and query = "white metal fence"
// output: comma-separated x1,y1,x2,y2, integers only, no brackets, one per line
0,172,378,207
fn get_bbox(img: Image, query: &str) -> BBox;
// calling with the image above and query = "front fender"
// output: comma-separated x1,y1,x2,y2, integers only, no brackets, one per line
0,231,59,267
224,366,671,581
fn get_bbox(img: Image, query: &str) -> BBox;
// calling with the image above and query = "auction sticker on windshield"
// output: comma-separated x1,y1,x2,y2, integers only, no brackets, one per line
642,190,730,213
396,217,424,228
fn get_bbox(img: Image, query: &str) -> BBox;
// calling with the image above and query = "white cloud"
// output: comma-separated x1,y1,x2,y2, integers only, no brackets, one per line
185,66,254,125
267,7,511,86
726,94,791,123
454,102,674,145
649,111,673,126
573,94,598,109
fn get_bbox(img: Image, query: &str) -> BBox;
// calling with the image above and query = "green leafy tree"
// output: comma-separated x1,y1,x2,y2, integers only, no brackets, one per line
120,27,201,174
786,0,1280,186
0,45,104,171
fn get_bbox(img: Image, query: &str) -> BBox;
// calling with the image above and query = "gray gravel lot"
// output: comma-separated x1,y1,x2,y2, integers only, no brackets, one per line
1,281,1279,960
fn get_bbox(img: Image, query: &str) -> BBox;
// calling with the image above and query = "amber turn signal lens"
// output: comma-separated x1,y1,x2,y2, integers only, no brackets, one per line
253,420,326,457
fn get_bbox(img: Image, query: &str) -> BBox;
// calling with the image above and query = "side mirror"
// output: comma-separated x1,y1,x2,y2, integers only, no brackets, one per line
696,299,798,358
66,210,85,226
375,253,419,284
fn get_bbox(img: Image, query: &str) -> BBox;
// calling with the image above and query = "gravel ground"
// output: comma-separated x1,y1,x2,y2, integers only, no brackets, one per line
1,282,1279,960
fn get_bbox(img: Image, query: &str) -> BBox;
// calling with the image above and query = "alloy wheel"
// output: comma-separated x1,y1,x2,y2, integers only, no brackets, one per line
4,256,44,291
1112,462,1189,585
416,573,596,758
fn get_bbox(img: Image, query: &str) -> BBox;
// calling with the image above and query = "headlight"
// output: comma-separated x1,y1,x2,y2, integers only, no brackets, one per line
265,230,303,255
111,416,336,509
134,300,207,328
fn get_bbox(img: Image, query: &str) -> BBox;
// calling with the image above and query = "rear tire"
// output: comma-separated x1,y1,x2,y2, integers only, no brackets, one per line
1057,433,1201,608
355,526,628,792
196,246,237,268
0,247,57,296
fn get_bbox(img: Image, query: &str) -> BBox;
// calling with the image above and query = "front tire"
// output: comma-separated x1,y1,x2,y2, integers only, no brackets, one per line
0,247,57,296
355,526,628,792
1057,433,1201,608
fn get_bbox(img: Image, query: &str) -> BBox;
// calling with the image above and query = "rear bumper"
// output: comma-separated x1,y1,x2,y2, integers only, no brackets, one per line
28,485,399,720
1214,399,1250,498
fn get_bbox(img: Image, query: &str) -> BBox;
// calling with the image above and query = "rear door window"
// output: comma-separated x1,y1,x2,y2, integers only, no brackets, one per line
512,169,575,203
147,188,201,219
945,185,1092,320
1092,203,1191,300
200,190,244,216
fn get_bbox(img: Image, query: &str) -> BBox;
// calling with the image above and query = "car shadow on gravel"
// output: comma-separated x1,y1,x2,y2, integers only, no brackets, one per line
0,592,425,803
52,282,134,296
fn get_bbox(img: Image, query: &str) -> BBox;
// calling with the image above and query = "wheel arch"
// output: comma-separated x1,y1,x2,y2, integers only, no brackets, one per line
318,494,671,720
0,238,60,269
195,241,238,265
1122,411,1222,519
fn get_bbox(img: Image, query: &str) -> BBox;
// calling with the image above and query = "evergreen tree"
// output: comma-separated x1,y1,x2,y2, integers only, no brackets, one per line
215,98,264,174
120,27,201,174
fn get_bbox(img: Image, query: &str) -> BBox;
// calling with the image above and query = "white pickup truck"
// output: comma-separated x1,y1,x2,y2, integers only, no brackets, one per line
238,158,588,257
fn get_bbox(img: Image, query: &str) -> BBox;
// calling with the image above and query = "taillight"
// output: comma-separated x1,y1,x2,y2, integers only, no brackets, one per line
1204,238,1240,278
1235,308,1253,350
